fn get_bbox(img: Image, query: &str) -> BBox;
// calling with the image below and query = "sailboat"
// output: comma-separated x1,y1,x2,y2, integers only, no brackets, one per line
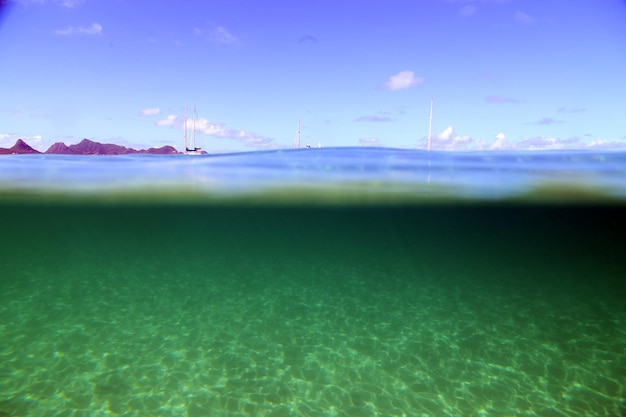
427,97,433,151
184,104,202,155
294,119,301,149
293,120,320,148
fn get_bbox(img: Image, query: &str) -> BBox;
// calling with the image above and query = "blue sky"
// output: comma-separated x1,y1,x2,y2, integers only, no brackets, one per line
1,0,626,152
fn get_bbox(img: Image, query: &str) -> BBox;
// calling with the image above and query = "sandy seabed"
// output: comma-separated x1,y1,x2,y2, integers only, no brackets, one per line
1,204,625,417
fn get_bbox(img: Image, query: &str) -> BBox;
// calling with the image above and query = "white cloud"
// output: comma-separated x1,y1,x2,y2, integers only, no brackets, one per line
487,135,626,151
0,133,12,147
587,139,626,150
516,136,564,149
421,126,474,150
510,136,626,150
418,127,626,151
140,107,160,116
527,117,562,125
515,11,537,24
156,114,275,149
382,70,424,91
212,26,239,45
195,25,240,45
437,126,455,141
0,133,44,149
491,133,507,149
156,115,176,126
55,22,102,36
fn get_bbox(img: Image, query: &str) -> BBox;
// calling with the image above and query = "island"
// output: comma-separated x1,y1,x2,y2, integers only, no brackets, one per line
0,139,181,155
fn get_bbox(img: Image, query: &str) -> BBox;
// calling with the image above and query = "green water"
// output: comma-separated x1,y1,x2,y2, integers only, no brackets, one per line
1,203,625,417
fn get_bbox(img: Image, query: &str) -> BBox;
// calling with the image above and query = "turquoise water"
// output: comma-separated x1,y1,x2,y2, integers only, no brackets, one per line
1,149,626,416
1,148,625,202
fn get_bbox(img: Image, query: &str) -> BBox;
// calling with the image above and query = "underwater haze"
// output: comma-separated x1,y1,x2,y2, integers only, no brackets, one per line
1,148,626,417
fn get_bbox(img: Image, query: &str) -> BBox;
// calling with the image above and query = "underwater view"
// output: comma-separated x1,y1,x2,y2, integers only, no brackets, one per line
3,0,626,414
1,150,625,417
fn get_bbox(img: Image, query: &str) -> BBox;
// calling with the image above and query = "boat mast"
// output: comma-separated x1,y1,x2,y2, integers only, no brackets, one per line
296,119,301,149
184,103,188,151
193,104,197,150
427,98,434,151
427,97,433,151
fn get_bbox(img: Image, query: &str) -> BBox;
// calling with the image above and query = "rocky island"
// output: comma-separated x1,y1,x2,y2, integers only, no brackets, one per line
0,139,180,155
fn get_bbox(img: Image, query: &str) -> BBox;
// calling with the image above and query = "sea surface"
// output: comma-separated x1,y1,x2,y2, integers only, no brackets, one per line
1,148,625,417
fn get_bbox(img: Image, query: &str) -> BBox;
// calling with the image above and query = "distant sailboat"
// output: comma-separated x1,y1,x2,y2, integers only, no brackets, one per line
184,103,202,155
294,119,301,149
427,97,433,151
293,120,320,149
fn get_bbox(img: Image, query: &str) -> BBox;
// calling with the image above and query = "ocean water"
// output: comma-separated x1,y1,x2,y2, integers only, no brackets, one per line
1,148,625,417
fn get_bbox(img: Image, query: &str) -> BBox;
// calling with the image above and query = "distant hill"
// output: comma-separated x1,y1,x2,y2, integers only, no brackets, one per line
0,139,41,155
0,139,180,155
